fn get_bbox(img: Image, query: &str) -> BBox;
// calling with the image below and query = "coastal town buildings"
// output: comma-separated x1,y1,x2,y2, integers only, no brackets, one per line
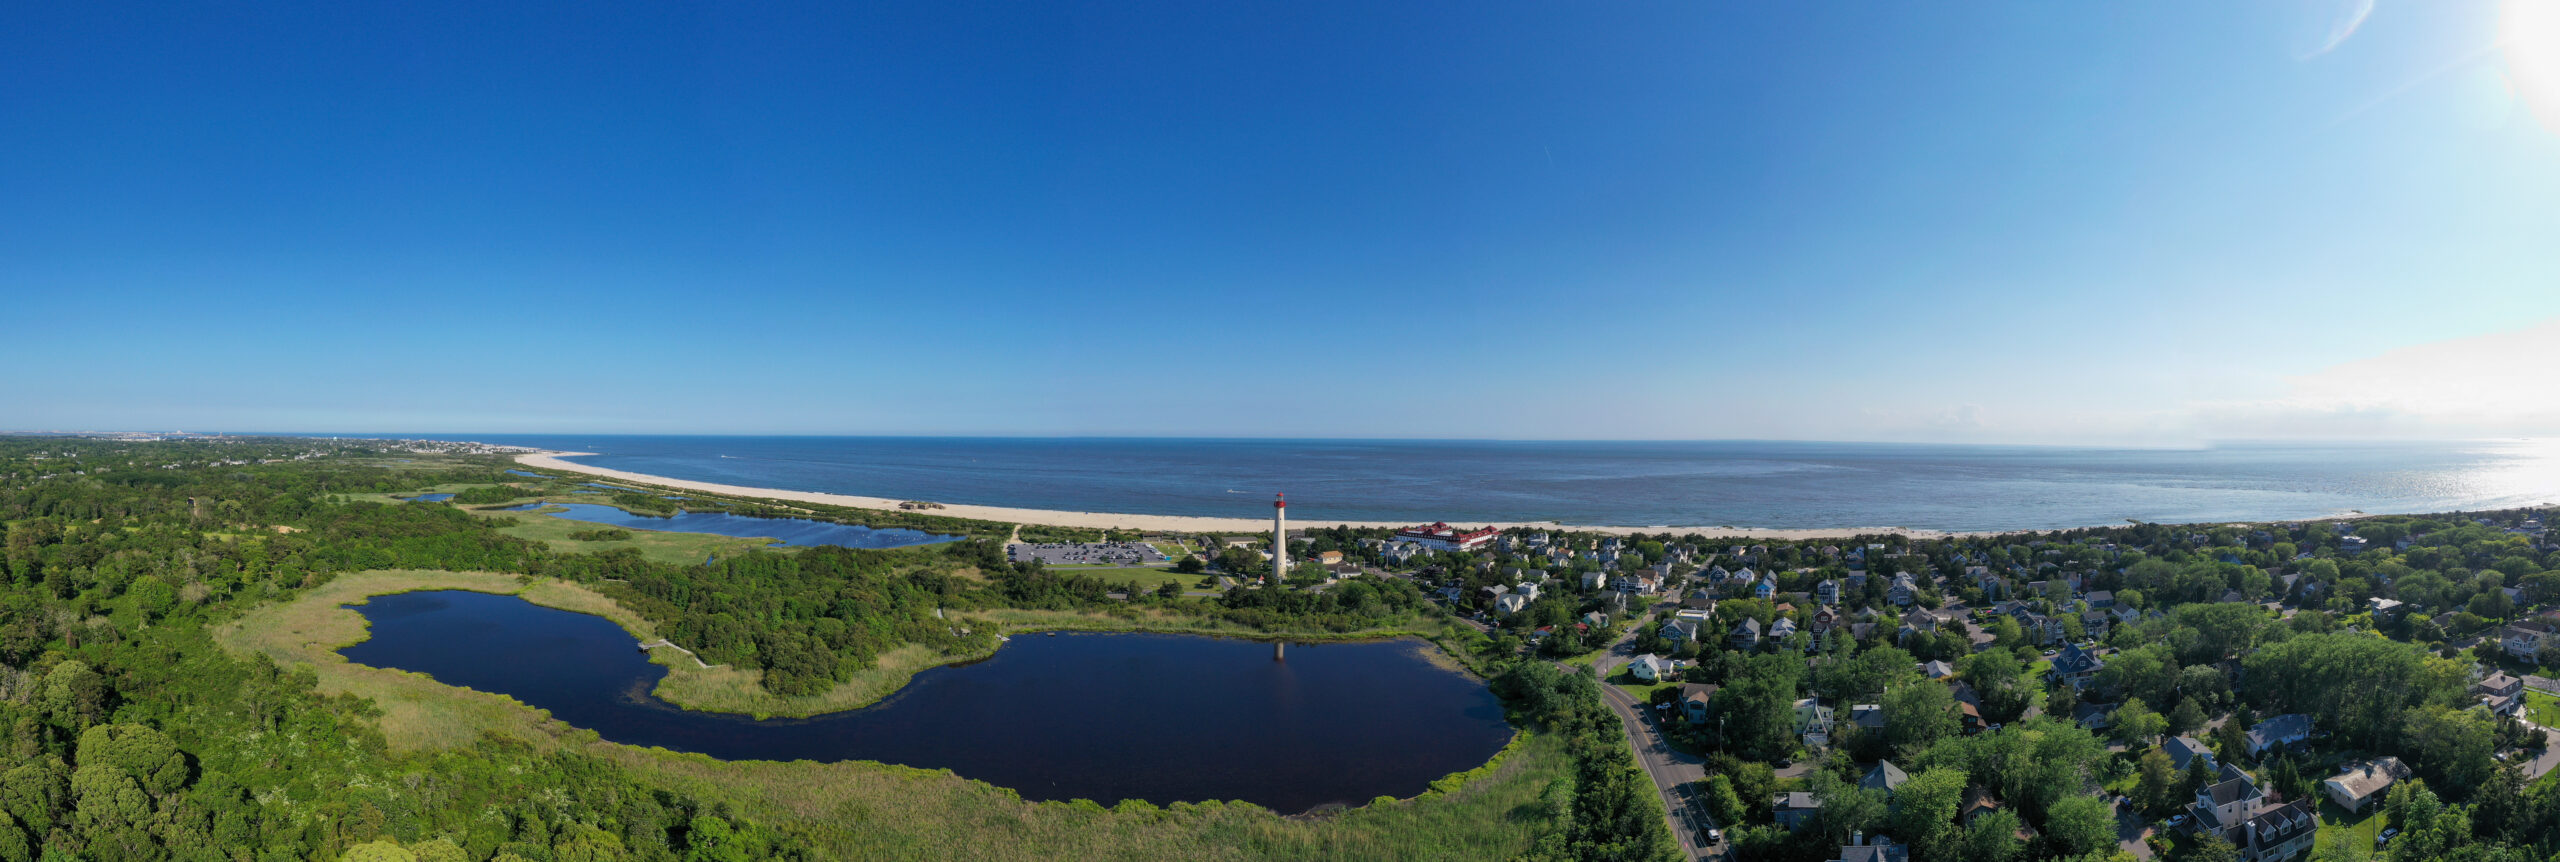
1391,522,1499,552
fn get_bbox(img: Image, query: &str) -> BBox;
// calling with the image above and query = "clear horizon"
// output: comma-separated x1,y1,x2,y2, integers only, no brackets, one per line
7,2,2558,444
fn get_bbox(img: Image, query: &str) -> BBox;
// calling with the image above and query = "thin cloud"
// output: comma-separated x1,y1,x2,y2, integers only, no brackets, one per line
2190,316,2560,438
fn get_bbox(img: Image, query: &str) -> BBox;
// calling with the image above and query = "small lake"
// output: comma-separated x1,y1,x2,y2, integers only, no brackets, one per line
404,493,455,503
504,469,549,478
500,502,959,549
340,591,1512,812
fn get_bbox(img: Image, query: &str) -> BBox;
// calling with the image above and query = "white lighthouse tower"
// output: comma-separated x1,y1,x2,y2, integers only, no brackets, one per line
1270,493,1288,585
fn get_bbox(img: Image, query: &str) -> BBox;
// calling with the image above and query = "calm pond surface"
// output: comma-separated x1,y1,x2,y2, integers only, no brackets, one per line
500,502,958,549
340,591,1512,811
404,493,455,503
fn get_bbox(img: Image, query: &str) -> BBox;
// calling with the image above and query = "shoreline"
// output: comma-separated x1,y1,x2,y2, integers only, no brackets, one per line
512,450,1971,539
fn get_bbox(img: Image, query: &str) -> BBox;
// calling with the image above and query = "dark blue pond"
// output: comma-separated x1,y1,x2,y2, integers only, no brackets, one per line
500,502,958,549
339,591,1512,812
504,469,548,478
404,493,455,503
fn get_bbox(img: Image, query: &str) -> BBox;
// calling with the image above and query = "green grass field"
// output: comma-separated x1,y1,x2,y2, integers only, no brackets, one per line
2314,800,2383,861
2526,690,2559,728
1054,565,1220,592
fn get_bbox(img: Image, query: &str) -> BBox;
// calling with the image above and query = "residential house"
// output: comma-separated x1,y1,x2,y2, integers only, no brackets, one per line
1769,616,1801,642
1681,684,1719,725
1580,570,1607,591
2503,622,2556,661
1493,593,1528,616
1581,611,1609,629
1774,792,1822,831
2071,702,2116,732
1731,618,1764,651
2163,736,2216,773
1660,618,1701,646
1848,703,1886,734
2244,714,2315,758
1860,761,1910,796
2322,757,2411,813
2080,611,2111,641
2221,799,2317,862
2368,597,2407,618
1920,660,1956,680
2084,590,2116,608
1794,698,1836,749
1817,578,1843,606
1629,654,1668,683
1755,580,1777,600
1888,573,1918,607
1960,787,2003,826
1831,839,1910,862
2192,763,2264,834
2049,644,2104,688
2475,671,2525,717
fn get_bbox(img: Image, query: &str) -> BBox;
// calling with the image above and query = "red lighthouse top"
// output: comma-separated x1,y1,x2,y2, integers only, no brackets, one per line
1275,493,1286,509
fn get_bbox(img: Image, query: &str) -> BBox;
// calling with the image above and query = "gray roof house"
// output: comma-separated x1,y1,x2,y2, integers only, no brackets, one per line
2163,736,2216,772
2244,714,2315,757
1860,761,1910,795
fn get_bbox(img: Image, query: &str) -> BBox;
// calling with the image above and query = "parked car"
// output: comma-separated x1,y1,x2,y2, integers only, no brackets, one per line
1704,828,1721,844
2379,828,2400,845
2166,814,2188,828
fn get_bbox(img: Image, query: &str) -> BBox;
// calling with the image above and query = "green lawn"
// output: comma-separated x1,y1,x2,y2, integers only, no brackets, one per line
1052,565,1221,593
1606,665,1679,700
2526,690,2560,728
2315,800,2383,861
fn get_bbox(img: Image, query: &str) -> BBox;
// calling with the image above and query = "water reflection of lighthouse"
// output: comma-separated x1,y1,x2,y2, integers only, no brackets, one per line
1274,492,1287,661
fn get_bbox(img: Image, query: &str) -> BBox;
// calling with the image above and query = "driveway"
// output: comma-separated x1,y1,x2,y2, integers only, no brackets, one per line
2114,804,2157,861
2519,724,2560,783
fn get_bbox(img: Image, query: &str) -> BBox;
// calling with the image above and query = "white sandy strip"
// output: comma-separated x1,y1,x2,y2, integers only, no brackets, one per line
511,451,1959,540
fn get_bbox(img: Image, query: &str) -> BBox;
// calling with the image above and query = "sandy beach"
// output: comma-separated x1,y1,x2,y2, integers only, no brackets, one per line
512,451,1962,540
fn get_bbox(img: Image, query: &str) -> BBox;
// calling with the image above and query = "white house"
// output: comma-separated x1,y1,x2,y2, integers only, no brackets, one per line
1629,653,1668,682
2322,757,2410,813
2504,622,2556,661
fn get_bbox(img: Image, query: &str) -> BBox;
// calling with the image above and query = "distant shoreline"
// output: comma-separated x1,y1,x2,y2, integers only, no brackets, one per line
510,450,1973,540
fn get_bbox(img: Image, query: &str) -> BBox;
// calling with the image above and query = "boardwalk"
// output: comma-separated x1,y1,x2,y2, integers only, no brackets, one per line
638,639,720,669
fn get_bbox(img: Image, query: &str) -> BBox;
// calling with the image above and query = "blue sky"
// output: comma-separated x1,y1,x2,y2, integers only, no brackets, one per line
5,1,2557,442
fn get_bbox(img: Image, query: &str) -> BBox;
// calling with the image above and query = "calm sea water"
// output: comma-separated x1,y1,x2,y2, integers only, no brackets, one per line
411,435,2560,531
340,591,1511,812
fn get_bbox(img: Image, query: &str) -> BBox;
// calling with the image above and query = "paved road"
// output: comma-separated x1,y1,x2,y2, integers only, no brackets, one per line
2519,723,2560,782
1588,629,1723,860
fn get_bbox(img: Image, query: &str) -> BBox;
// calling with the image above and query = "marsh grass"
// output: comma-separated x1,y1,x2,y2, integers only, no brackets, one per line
215,569,1558,860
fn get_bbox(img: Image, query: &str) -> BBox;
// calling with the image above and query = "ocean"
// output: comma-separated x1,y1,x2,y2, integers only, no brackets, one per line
396,436,2560,532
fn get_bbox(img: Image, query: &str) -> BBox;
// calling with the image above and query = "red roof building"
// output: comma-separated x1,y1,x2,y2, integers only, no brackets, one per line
1392,522,1500,552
